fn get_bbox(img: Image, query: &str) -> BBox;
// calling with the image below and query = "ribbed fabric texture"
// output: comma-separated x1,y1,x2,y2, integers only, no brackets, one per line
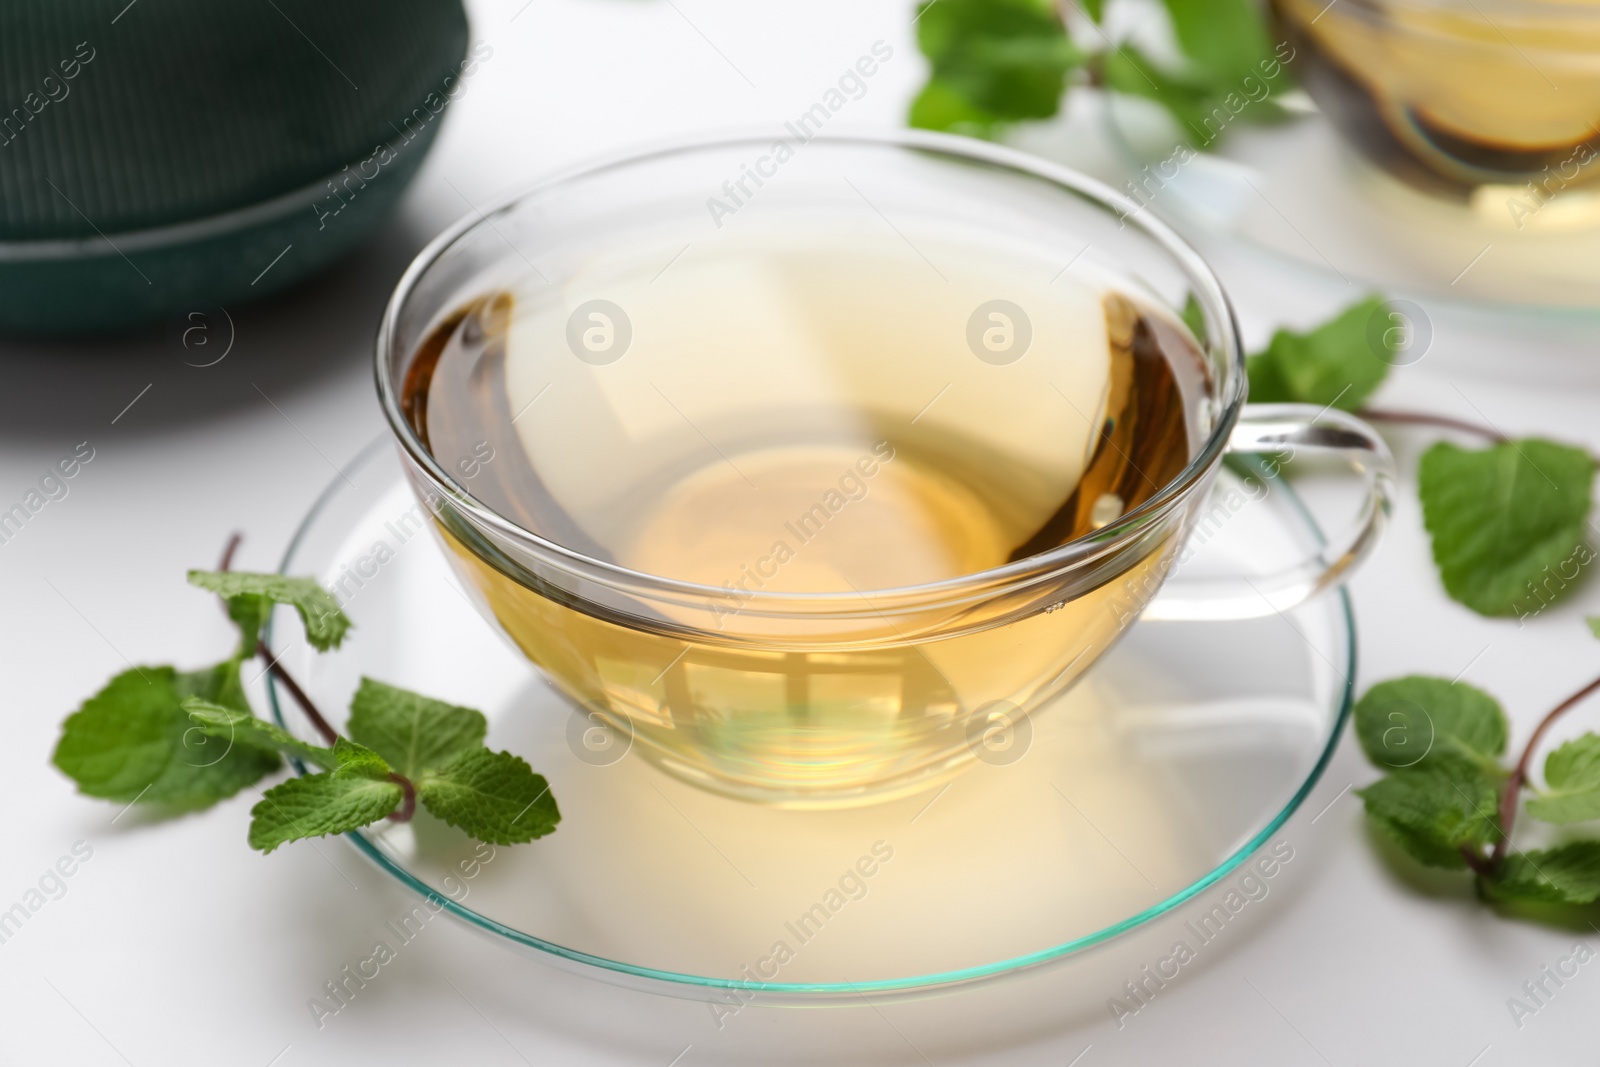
0,0,468,240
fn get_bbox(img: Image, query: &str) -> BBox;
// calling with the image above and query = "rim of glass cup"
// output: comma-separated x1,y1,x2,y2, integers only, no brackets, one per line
268,439,1356,1000
375,128,1246,614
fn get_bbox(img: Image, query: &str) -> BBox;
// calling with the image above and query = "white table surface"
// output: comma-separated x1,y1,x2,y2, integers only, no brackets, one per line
4,2,1599,1063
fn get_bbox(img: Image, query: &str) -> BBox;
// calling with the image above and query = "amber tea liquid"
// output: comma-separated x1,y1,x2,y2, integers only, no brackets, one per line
402,231,1210,805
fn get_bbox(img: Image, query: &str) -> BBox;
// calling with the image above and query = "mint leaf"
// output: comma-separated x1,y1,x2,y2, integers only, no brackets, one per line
55,668,186,801
1526,734,1600,824
1353,676,1506,772
176,657,251,716
163,662,281,805
248,741,402,853
1587,616,1600,639
1158,0,1276,87
54,665,279,808
1246,296,1393,411
1079,0,1104,21
1102,46,1220,143
1358,755,1503,869
329,736,391,772
187,570,351,652
181,699,336,770
909,79,1007,138
910,0,1079,135
418,749,559,845
347,678,486,780
1483,842,1600,905
1418,440,1595,617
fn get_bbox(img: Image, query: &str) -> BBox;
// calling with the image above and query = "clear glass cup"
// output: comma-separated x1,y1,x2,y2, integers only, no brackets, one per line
1275,0,1600,207
375,130,1396,808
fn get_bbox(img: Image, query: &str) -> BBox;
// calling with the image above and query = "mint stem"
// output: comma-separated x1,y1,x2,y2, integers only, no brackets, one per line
254,640,339,746
262,645,415,822
1459,844,1495,877
1488,673,1600,870
216,533,341,747
388,774,417,822
1356,408,1507,444
217,533,416,823
1358,408,1600,468
220,532,242,572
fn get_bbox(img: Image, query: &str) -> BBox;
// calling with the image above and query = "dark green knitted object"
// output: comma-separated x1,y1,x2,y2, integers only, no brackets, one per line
0,0,471,335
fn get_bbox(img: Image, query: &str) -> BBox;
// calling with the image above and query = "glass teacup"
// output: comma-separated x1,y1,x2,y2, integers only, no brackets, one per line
376,131,1395,808
1275,0,1600,215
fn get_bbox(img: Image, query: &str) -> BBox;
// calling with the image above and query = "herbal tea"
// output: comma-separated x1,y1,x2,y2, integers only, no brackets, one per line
1275,0,1600,199
402,231,1211,804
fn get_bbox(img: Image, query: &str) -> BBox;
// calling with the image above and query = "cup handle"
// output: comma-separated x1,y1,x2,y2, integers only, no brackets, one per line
1142,403,1397,622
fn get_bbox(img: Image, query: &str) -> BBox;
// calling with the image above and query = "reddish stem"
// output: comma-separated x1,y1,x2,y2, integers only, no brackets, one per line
1459,843,1495,877
255,640,339,746
255,641,416,821
218,534,416,821
1488,673,1600,869
217,532,338,745
1356,407,1508,444
219,532,242,572
388,774,417,822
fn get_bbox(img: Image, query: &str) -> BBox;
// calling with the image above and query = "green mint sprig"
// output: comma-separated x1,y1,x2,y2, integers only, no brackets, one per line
1354,639,1600,908
909,0,1292,143
1198,296,1595,917
1240,296,1596,619
52,541,559,853
1195,296,1598,921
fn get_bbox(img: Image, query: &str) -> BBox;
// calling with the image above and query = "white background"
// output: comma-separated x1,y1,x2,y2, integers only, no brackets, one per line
3,1,1599,1063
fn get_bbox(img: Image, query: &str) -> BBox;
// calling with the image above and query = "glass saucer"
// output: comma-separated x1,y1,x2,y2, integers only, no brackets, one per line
264,439,1352,1002
1100,97,1600,313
